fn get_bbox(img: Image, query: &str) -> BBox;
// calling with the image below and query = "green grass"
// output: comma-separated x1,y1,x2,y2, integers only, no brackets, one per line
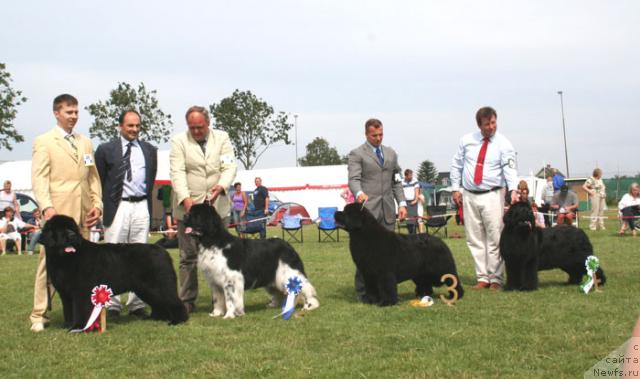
1,212,638,378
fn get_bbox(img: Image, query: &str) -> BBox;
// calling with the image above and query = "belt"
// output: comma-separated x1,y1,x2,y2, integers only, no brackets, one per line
465,187,502,195
121,195,147,202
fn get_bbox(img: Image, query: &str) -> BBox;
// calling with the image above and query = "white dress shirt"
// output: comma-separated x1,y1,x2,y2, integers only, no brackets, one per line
450,131,518,192
120,137,147,198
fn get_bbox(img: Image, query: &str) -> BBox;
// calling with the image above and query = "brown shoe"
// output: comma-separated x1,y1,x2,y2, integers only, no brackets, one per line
184,303,196,314
471,282,490,290
489,283,502,291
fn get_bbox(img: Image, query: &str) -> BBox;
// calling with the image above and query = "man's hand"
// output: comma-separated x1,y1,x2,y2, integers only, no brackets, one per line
510,190,519,204
85,207,102,228
357,192,369,203
182,197,194,214
452,191,462,207
43,207,57,221
398,206,407,220
208,185,224,204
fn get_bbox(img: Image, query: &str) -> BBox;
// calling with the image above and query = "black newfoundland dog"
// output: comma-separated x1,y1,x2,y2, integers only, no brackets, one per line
334,203,464,306
183,203,319,319
40,215,188,329
500,201,606,291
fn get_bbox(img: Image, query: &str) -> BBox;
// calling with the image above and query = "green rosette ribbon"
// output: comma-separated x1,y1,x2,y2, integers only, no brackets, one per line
580,256,600,294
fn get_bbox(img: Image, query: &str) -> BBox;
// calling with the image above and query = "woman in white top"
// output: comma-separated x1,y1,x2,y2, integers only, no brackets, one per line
0,207,36,255
0,180,20,220
618,183,640,236
583,168,607,231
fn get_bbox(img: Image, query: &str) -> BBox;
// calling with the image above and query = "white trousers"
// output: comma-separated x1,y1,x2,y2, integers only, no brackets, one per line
105,200,149,312
463,189,504,284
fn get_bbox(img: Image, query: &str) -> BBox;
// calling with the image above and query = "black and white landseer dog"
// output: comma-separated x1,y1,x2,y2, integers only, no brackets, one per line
334,203,464,306
500,201,606,291
183,203,320,319
39,215,188,329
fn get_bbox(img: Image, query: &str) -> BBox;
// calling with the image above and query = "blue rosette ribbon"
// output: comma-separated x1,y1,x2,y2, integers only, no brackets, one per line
281,276,303,320
580,256,600,294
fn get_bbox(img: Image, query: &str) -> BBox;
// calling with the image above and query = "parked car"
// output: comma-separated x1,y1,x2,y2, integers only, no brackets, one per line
245,191,282,214
16,193,39,221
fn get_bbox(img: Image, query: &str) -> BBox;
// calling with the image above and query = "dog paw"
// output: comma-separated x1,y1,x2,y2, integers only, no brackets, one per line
303,298,320,311
235,308,245,316
209,309,224,317
223,312,236,319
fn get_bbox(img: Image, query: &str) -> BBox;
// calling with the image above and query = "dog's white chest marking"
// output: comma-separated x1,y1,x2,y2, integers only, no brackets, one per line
197,244,244,318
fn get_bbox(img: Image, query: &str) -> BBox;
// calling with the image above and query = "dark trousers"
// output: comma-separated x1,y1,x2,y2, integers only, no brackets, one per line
177,216,229,306
622,206,640,229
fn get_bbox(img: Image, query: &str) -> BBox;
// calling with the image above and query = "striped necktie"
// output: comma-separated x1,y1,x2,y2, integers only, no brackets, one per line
375,147,384,166
111,142,133,202
65,134,78,159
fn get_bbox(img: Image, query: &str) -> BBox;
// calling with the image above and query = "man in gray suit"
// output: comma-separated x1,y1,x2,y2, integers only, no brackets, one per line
348,118,407,302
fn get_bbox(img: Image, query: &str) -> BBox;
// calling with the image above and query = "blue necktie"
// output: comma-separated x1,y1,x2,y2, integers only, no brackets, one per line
375,147,384,166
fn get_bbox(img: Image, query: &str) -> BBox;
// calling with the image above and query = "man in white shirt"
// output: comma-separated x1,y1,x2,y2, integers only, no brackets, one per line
450,107,519,290
95,110,158,319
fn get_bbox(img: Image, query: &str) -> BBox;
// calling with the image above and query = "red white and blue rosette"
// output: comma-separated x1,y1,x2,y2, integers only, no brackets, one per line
70,284,113,333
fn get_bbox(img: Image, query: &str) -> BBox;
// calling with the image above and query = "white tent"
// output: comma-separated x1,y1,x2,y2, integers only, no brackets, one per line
2,152,351,220
155,151,348,220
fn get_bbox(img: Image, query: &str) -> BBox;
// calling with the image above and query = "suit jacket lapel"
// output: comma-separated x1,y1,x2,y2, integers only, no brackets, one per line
53,131,79,164
362,143,382,168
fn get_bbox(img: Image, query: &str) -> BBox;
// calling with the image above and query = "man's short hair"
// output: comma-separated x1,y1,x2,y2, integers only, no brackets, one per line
404,169,413,176
185,106,210,124
53,94,78,111
4,180,11,186
475,106,497,126
364,118,383,131
118,110,141,125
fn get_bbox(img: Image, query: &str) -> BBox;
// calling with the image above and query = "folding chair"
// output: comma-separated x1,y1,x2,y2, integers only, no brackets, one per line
281,213,303,243
425,205,451,238
317,207,339,242
244,210,266,239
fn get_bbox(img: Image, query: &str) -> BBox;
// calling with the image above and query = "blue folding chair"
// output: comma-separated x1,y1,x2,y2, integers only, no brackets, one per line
244,209,266,239
317,207,339,242
281,213,303,243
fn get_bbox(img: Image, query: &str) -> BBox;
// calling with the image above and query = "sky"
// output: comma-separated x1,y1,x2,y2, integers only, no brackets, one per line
2,0,639,178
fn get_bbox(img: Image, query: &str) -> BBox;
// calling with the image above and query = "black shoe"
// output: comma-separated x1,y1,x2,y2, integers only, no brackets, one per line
129,308,148,318
107,309,121,319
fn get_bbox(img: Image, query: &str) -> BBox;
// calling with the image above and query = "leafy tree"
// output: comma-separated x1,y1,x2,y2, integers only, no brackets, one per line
210,90,293,169
299,137,346,166
86,82,173,144
417,160,439,184
0,63,26,150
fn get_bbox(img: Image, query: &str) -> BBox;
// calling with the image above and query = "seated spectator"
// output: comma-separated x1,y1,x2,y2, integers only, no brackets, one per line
552,169,565,192
0,180,21,220
402,169,420,234
618,182,640,237
0,207,36,255
26,209,43,255
551,184,579,225
156,214,178,248
517,180,545,228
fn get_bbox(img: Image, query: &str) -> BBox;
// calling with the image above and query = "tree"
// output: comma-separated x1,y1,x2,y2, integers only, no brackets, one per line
299,137,347,166
210,90,293,169
417,160,439,184
85,82,173,144
0,63,26,150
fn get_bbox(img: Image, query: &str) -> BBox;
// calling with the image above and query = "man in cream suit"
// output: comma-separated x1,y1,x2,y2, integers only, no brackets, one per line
170,106,237,313
348,118,407,302
30,94,103,332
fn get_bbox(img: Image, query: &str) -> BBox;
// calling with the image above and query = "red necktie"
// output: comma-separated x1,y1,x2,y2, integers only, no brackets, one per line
473,137,490,185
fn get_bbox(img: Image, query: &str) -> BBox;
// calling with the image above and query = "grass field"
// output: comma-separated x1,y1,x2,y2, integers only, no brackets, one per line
1,212,638,378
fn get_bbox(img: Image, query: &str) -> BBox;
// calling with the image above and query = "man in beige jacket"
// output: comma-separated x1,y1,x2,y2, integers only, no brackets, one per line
30,94,103,332
170,106,237,313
